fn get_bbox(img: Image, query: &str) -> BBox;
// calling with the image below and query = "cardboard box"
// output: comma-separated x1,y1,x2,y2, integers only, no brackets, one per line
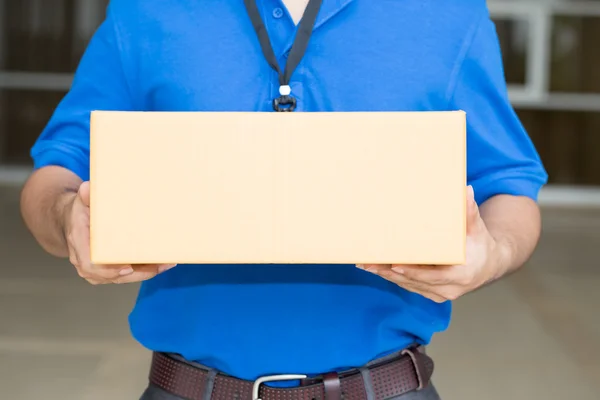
90,111,466,265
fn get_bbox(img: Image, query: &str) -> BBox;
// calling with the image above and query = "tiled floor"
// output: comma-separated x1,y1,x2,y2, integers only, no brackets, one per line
1,186,599,400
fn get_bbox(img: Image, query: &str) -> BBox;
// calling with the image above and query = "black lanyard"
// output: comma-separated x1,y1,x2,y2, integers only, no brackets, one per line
244,0,323,111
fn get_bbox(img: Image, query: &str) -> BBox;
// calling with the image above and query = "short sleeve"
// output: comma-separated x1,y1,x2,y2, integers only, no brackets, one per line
30,5,134,182
448,12,548,204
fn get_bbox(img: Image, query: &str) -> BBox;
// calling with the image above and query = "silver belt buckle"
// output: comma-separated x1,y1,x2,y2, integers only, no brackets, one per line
252,374,308,400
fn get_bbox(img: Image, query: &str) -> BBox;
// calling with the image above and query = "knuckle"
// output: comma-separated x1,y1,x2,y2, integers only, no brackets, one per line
76,267,105,284
458,271,476,286
76,269,88,279
441,288,461,301
95,268,118,279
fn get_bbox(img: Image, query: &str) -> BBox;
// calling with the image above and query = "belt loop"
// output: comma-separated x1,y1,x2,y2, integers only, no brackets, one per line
323,372,341,400
359,368,375,400
202,369,217,400
400,347,432,390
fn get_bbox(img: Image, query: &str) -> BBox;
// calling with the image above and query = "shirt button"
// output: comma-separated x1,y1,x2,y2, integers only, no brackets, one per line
272,8,284,18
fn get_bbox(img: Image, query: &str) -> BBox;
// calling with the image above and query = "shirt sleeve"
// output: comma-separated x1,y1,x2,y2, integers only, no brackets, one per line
30,5,135,182
447,11,548,204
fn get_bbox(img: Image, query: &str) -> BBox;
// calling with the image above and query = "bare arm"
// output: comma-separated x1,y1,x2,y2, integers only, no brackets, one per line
360,188,544,303
479,194,542,279
20,166,82,258
20,7,176,284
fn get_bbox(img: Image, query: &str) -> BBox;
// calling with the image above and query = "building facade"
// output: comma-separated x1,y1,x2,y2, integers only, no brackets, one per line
0,0,599,202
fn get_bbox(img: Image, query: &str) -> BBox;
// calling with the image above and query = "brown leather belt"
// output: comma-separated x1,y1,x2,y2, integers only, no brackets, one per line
149,347,434,400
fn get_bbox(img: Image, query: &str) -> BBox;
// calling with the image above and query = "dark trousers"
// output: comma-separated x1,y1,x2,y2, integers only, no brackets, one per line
140,379,442,400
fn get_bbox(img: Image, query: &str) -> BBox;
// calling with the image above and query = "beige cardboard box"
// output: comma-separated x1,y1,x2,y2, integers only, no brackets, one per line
90,111,466,265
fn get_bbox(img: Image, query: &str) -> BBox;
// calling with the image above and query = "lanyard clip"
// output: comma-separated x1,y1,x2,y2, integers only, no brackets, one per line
273,95,296,112
273,85,296,112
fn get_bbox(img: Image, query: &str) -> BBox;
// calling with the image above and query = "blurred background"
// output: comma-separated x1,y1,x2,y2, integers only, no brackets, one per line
0,0,598,399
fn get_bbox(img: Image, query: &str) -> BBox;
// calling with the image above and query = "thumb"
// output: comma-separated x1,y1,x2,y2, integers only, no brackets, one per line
466,185,480,235
78,181,91,207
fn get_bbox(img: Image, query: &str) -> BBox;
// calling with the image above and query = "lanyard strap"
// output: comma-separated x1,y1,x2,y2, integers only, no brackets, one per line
244,0,323,111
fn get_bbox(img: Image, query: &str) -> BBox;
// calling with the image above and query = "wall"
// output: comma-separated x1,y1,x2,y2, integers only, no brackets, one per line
0,0,598,186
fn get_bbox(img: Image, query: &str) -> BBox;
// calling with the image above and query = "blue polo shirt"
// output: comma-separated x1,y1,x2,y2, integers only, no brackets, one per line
31,0,547,381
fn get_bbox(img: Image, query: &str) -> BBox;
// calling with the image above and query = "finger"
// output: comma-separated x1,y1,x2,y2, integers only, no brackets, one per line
113,268,160,284
401,286,447,303
102,264,175,284
466,185,481,235
391,264,457,285
78,181,91,207
360,265,450,303
374,269,448,303
79,263,172,284
84,278,105,285
90,264,135,280
357,264,391,271
68,225,92,273
129,264,176,273
157,264,177,273
375,267,432,291
67,242,80,268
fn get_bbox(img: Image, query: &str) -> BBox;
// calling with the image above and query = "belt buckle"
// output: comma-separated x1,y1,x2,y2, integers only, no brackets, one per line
252,374,307,400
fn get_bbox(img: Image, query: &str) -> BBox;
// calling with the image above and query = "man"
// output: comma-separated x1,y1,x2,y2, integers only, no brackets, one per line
20,0,547,399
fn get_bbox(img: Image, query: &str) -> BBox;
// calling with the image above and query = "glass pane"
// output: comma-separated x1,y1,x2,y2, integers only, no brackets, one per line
493,17,529,86
0,89,66,165
550,15,600,94
517,109,600,186
0,0,109,73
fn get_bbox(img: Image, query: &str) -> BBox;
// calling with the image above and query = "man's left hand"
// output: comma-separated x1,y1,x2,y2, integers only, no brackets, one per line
357,185,509,303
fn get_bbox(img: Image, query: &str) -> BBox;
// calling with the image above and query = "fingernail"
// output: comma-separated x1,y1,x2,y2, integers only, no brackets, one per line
356,264,365,269
119,267,134,276
392,267,405,274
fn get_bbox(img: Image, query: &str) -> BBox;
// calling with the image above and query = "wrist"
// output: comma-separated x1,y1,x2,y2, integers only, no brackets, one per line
54,190,78,244
489,236,515,280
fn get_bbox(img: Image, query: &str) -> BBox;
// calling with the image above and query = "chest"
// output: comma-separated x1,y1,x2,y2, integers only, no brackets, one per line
282,0,309,24
137,1,457,112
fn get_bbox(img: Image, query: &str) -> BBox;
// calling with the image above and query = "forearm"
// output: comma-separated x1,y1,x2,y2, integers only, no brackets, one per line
479,193,542,277
20,166,82,258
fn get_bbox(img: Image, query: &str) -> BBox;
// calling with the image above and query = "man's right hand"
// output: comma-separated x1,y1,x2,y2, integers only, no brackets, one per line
62,181,176,285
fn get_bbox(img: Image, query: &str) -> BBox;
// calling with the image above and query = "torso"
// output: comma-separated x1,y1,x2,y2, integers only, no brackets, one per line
114,0,486,380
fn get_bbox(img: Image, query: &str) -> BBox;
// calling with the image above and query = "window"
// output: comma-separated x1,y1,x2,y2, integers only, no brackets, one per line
490,0,600,185
0,0,599,188
0,0,108,165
